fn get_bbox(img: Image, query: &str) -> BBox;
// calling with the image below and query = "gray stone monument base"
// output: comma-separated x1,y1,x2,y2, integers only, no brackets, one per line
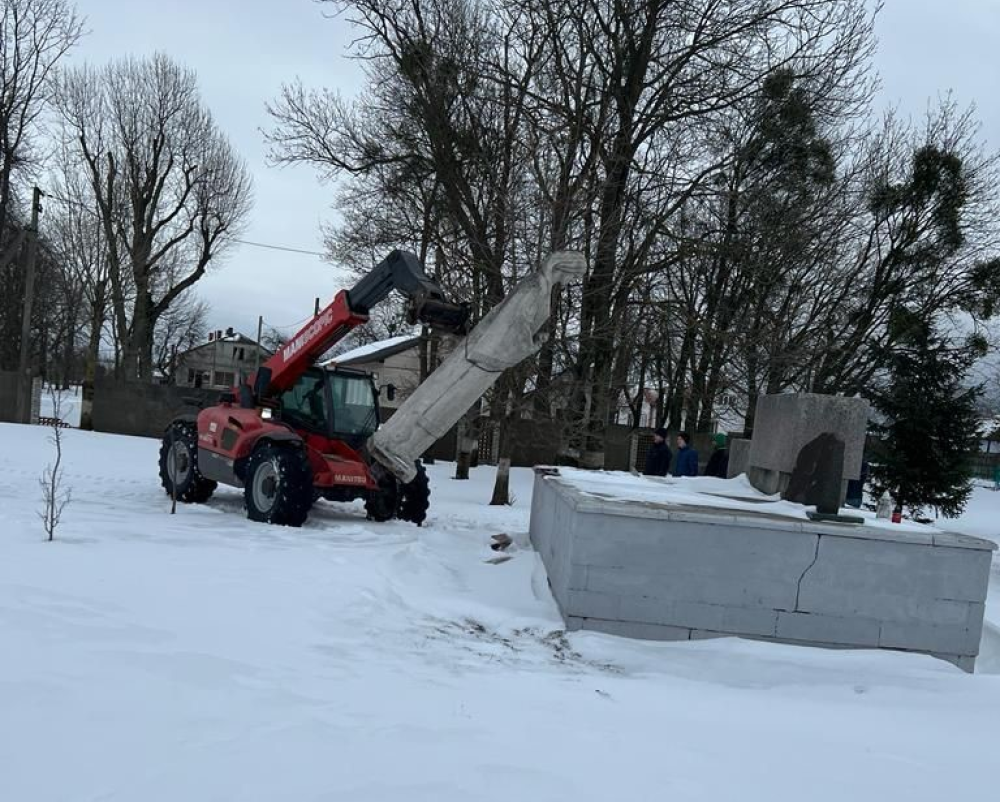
530,469,995,672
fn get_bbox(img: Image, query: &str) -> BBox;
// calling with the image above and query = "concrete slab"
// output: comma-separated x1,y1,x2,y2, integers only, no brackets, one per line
583,618,692,641
776,611,882,647
528,467,995,672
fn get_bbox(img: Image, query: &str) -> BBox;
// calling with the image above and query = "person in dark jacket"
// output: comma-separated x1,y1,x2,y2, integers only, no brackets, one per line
703,433,729,479
643,427,672,477
845,458,869,508
672,431,699,477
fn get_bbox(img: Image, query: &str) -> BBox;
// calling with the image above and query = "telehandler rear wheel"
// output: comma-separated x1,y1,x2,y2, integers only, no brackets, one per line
398,461,430,526
158,421,216,503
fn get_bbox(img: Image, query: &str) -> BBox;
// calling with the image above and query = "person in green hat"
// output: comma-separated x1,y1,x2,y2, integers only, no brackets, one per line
704,432,729,478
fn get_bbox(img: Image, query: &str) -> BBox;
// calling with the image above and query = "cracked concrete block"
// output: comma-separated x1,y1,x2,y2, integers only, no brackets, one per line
717,606,779,637
798,587,976,628
572,519,817,573
930,653,976,673
796,536,993,616
879,621,981,656
565,590,622,621
618,596,778,637
567,563,588,591
967,602,985,633
582,617,692,641
689,629,728,640
529,467,993,671
776,611,882,647
585,564,800,611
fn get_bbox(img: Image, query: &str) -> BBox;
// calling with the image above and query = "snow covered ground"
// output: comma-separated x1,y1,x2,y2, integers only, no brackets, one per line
2,423,1000,801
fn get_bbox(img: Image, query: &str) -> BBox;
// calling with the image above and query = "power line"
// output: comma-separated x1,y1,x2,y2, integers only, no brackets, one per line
233,239,325,257
43,193,327,258
263,313,317,332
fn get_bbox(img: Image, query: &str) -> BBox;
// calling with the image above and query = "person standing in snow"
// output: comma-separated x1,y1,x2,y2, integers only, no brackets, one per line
643,427,672,477
703,433,729,478
672,431,699,477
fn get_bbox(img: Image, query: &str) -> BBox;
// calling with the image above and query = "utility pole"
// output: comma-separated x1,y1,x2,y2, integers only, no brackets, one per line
254,314,263,372
16,187,44,424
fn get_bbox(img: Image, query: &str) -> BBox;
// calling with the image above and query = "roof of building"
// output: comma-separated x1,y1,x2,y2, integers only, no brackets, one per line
178,332,271,358
324,335,421,367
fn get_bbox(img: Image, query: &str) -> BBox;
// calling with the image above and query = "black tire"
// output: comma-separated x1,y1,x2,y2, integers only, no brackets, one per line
365,470,398,522
244,443,314,527
398,460,430,526
158,421,217,503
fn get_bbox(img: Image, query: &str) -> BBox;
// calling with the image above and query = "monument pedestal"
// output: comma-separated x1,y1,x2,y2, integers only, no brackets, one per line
530,468,995,672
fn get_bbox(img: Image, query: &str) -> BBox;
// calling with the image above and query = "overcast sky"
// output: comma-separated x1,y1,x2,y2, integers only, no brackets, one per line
66,0,1000,342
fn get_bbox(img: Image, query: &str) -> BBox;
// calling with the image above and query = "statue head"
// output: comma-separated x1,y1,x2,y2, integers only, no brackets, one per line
540,251,587,286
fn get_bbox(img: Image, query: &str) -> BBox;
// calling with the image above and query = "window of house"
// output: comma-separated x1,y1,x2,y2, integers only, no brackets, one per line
214,371,235,388
187,368,196,385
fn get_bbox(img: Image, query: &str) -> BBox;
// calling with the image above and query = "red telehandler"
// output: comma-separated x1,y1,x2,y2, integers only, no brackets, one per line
158,249,586,527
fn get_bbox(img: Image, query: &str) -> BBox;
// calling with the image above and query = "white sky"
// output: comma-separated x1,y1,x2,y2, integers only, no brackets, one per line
64,0,999,342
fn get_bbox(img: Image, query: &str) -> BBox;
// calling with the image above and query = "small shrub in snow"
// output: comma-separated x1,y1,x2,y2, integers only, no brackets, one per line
38,388,71,540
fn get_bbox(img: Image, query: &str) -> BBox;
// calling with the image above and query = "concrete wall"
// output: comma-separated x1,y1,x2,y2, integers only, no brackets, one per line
0,371,40,424
529,470,995,672
92,379,218,439
340,349,421,412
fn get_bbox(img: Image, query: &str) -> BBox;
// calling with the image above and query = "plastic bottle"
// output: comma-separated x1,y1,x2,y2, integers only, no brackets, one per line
891,506,902,524
876,490,893,520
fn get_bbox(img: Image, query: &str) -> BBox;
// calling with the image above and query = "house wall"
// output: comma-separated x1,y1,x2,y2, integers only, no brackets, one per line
341,348,422,411
175,340,271,389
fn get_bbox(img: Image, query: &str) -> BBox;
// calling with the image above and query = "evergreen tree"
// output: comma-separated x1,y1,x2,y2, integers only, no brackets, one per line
869,312,984,518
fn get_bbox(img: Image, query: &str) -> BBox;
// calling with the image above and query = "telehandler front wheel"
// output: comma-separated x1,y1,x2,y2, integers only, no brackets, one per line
244,443,314,527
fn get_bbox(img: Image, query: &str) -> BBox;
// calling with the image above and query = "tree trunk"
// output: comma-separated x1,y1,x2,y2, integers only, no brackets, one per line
79,293,106,431
60,319,75,390
454,408,479,480
533,285,561,417
744,388,760,437
490,457,511,506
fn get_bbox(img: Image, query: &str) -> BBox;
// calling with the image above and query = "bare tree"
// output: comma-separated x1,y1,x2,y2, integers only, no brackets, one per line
0,0,82,377
38,385,71,540
47,153,114,425
268,0,549,485
56,53,252,381
152,290,209,382
0,0,82,237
